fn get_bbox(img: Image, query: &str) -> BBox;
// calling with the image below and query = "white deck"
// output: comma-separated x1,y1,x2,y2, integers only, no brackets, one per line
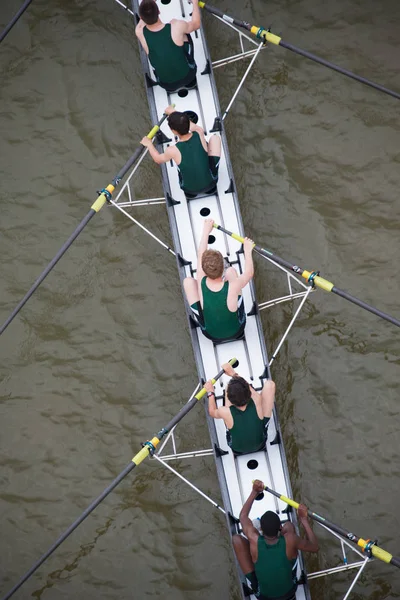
134,1,309,598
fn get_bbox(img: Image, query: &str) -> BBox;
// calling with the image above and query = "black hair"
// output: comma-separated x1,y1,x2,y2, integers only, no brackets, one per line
139,0,159,25
226,376,251,407
260,511,281,537
168,111,190,136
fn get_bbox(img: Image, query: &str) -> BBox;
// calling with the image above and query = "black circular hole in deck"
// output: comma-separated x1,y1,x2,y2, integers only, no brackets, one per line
255,492,264,501
247,459,258,470
178,89,188,98
208,235,215,244
161,0,171,4
200,207,210,217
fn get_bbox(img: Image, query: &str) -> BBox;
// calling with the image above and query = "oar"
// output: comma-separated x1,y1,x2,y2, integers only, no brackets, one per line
262,484,400,569
199,2,400,102
213,223,400,328
0,0,34,44
0,112,170,337
0,357,238,600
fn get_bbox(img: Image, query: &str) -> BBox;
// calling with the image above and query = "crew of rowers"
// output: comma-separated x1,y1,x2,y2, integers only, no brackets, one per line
137,2,319,598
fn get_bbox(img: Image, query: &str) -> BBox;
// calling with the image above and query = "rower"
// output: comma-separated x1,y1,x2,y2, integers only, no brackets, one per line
135,0,200,92
182,219,254,342
234,480,319,600
141,106,221,198
205,362,274,454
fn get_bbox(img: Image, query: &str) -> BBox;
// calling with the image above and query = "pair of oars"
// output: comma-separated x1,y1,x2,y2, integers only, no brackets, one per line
213,223,400,328
199,2,400,101
260,484,400,569
0,358,238,600
0,111,172,337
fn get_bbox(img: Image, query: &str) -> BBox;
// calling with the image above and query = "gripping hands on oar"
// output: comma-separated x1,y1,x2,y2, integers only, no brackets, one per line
1,358,238,600
262,484,400,569
213,223,400,329
199,2,400,102
0,110,172,337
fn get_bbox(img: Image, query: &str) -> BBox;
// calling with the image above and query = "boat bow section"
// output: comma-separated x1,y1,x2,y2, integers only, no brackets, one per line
132,1,310,597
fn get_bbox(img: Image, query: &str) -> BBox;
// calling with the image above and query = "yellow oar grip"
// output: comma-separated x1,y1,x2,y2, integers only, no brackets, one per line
302,270,334,292
199,0,205,7
147,125,159,140
91,184,115,212
250,26,281,45
131,437,160,465
371,545,393,564
278,493,300,510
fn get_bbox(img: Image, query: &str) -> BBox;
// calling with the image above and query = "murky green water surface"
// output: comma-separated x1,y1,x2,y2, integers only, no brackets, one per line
1,0,399,598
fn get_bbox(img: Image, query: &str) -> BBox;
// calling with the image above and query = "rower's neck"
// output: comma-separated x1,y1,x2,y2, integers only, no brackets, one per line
146,19,164,31
263,534,280,544
178,132,193,142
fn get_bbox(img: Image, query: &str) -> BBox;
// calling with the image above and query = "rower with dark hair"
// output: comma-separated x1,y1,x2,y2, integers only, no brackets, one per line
205,362,274,454
141,105,221,198
233,480,319,600
135,0,200,92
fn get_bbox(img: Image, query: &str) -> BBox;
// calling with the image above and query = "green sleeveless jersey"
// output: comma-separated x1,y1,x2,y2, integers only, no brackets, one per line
176,132,214,194
229,399,267,454
255,536,296,598
201,277,241,340
143,24,190,83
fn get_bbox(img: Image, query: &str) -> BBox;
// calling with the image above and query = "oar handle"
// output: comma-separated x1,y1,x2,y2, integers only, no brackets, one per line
131,357,239,467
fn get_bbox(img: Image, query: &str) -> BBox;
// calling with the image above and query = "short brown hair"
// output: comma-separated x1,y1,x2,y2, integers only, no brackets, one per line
168,112,190,136
139,0,159,25
202,250,224,279
227,377,251,407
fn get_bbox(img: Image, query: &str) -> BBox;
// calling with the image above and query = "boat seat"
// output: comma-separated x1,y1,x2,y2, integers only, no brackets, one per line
184,184,217,200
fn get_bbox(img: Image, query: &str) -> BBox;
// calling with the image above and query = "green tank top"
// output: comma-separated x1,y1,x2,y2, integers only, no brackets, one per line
143,24,190,83
176,132,214,194
255,536,296,599
229,399,267,454
201,277,241,340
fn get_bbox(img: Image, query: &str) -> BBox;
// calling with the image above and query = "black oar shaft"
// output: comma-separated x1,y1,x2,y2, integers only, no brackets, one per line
214,223,400,328
1,359,237,600
199,2,400,102
0,0,34,44
0,114,168,337
1,462,136,600
280,41,400,101
0,209,96,336
264,485,400,569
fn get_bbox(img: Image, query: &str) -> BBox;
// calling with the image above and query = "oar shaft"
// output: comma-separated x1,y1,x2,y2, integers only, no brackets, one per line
0,208,96,336
331,286,400,328
0,0,34,44
0,114,169,337
1,359,238,600
214,223,400,329
1,462,136,600
279,40,400,102
200,2,400,102
263,485,400,569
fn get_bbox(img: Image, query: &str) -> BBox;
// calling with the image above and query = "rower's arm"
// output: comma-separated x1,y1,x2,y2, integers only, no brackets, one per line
240,483,263,543
135,20,149,54
234,238,254,289
184,0,201,33
140,138,176,165
295,505,319,553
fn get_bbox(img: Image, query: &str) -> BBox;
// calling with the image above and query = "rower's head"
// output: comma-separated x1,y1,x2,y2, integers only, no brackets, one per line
139,0,160,25
202,249,224,280
226,376,251,407
168,111,190,137
260,511,282,538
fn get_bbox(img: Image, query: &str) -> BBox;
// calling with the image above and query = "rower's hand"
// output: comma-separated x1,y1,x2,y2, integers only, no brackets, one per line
243,237,254,253
203,218,215,234
297,504,309,521
140,136,153,147
222,362,236,377
204,380,215,394
164,105,175,116
252,480,265,494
